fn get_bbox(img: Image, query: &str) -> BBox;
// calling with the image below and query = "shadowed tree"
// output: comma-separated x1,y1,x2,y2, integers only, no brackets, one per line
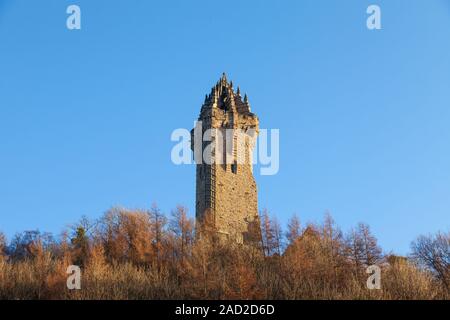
243,216,263,249
71,226,89,266
7,230,54,261
411,231,449,290
71,215,96,238
0,232,5,250
0,232,6,260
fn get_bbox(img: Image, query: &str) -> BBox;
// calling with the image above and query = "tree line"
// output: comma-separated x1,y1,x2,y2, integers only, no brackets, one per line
0,205,448,299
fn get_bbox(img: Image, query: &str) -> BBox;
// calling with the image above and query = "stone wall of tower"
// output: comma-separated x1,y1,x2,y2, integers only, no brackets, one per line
192,74,260,244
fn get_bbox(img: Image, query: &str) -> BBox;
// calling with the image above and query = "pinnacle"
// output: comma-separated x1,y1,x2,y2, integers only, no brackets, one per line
204,74,251,114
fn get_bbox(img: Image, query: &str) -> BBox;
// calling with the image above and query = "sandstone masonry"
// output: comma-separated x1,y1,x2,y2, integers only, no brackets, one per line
191,74,260,244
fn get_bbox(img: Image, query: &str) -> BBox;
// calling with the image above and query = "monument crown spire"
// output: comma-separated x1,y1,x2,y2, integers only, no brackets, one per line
203,73,253,115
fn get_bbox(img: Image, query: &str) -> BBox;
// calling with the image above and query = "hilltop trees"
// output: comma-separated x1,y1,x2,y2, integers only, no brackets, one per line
0,207,448,300
6,230,55,261
282,215,353,299
345,223,383,270
98,208,155,265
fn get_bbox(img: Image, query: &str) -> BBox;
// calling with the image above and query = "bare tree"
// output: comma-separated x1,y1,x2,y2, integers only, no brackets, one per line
411,231,449,289
149,203,167,265
286,214,301,245
345,228,365,270
170,205,194,257
345,223,382,269
8,230,54,261
260,209,275,257
272,217,283,256
70,215,97,238
0,232,6,257
321,213,345,275
358,223,382,266
260,210,284,256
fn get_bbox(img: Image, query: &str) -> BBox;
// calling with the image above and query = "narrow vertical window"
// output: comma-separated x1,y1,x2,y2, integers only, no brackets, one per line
231,161,238,174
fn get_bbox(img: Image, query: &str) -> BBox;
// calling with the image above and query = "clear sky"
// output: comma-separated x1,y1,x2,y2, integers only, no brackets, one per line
0,0,449,254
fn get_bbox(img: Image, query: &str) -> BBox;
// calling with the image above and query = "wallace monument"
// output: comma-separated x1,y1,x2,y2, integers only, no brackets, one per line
191,74,261,244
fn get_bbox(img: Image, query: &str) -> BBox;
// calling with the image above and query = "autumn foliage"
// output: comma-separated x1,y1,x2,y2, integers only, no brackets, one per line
0,206,448,300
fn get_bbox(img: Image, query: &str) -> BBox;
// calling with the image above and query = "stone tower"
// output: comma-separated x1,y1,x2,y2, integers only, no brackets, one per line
191,74,260,244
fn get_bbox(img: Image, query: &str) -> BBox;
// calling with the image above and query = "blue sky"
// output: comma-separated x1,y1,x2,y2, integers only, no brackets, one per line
0,0,449,254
